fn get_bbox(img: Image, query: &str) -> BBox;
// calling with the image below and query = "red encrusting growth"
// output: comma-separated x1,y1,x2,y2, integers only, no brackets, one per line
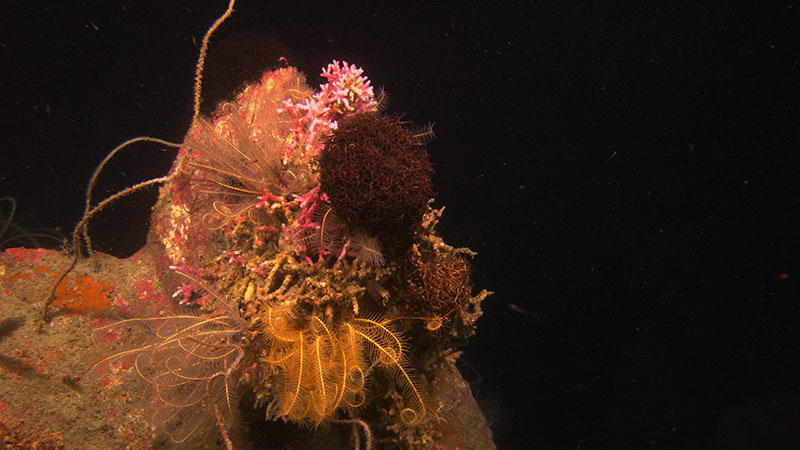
50,275,113,314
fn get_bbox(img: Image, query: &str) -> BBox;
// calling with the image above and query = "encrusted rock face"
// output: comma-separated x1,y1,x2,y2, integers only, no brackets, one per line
1,60,494,450
0,247,175,450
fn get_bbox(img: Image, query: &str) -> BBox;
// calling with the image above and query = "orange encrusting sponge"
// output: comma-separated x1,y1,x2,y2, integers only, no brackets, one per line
51,275,113,314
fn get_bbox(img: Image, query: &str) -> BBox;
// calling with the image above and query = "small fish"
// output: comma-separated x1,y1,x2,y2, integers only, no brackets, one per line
508,303,542,320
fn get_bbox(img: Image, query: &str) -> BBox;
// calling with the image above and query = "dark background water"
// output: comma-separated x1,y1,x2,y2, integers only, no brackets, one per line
2,1,799,449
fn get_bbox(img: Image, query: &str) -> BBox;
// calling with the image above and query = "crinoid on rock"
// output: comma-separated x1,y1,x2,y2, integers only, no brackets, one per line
399,205,492,338
182,67,316,228
253,304,429,428
404,253,473,317
93,264,433,448
318,113,433,259
91,269,246,448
